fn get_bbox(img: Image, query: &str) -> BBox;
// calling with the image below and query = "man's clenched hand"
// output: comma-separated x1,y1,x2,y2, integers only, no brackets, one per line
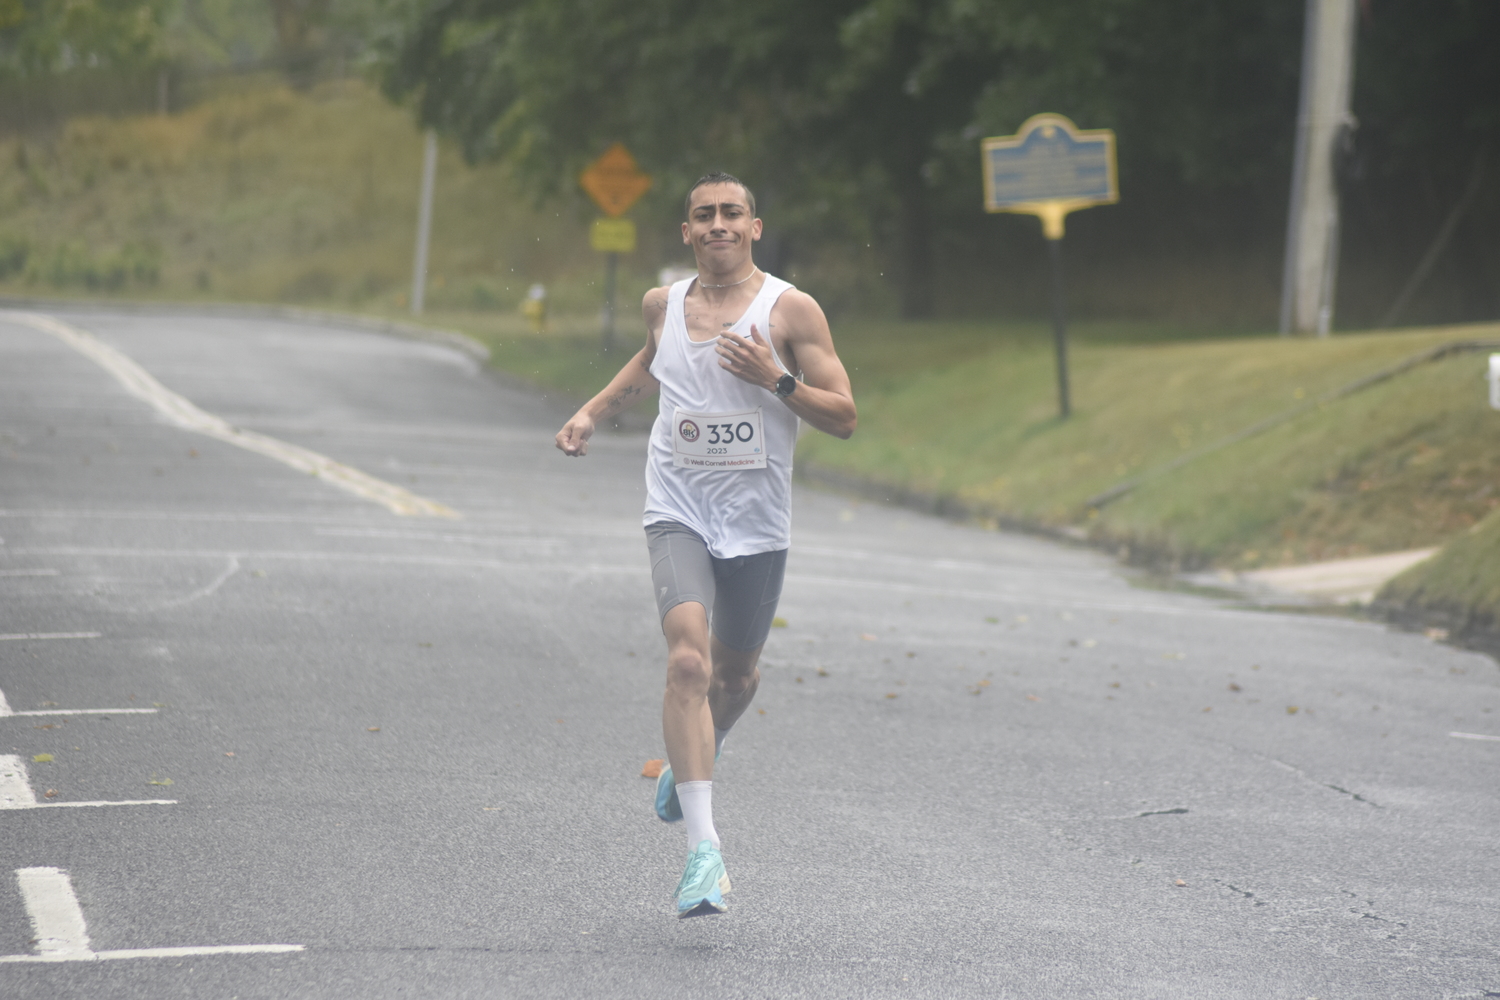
555,412,596,457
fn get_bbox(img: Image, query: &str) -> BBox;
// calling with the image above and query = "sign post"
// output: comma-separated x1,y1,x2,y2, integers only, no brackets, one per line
982,114,1118,419
580,144,652,352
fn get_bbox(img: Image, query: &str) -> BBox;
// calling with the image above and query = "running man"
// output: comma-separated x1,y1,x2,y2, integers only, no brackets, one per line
555,171,856,918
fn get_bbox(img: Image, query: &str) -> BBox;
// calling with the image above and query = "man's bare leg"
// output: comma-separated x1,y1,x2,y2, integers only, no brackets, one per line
662,602,716,784
662,602,764,783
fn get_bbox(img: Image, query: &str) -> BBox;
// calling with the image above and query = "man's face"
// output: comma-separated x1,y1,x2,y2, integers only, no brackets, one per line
682,183,762,266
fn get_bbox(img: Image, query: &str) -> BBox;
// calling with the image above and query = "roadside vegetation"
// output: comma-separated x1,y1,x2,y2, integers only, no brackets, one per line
452,317,1500,574
4,77,1500,630
0,78,665,316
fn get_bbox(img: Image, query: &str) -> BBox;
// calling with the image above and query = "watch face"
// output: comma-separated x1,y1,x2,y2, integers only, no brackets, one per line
777,374,796,395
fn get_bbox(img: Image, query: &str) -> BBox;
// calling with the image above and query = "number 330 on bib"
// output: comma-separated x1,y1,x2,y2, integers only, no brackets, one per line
672,407,766,469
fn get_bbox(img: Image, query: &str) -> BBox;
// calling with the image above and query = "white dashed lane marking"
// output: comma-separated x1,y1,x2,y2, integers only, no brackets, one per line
0,685,158,718
0,868,302,962
0,569,58,577
0,633,100,642
0,757,174,809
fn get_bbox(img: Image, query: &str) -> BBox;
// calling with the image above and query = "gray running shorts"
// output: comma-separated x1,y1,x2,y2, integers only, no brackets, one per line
645,521,788,651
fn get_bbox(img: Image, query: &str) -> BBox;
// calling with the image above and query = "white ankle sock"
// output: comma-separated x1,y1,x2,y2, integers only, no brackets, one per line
713,727,730,757
676,780,718,851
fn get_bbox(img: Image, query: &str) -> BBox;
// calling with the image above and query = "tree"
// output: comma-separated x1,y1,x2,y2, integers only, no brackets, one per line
0,0,174,79
379,0,1500,324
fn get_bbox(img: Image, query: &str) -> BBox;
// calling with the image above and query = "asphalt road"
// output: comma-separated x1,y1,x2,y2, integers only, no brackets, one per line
0,307,1496,999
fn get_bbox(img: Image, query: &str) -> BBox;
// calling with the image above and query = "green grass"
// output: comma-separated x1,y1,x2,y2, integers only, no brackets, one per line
0,76,665,314
440,312,1500,577
799,320,1500,569
1379,507,1500,630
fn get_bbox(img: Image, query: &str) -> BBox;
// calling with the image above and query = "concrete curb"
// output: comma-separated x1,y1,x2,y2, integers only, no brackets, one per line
0,296,491,363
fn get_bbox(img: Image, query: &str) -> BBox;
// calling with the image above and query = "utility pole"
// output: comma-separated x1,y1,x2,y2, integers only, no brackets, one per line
1278,0,1358,337
410,129,438,316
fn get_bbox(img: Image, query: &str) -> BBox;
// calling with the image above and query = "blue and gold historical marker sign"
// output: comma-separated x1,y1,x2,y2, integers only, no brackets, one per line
982,113,1118,240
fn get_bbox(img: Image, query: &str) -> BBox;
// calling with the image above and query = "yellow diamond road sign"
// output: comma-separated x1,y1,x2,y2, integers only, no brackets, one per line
590,218,637,253
580,144,653,218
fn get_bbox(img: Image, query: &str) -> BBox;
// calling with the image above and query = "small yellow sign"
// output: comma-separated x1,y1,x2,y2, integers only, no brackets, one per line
580,144,653,218
590,217,637,253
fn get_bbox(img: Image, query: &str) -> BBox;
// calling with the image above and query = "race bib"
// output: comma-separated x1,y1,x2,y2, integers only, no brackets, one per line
672,407,766,470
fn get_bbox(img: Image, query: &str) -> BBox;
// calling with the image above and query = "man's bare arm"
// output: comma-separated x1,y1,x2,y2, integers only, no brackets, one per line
554,289,667,457
714,291,856,439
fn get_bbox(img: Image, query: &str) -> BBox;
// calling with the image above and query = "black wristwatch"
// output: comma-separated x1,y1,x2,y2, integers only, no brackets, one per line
773,373,798,399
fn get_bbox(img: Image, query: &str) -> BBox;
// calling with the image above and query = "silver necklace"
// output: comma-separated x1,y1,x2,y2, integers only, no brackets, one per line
698,267,759,290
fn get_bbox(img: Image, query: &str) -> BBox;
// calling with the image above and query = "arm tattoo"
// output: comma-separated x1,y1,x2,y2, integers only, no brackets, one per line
604,384,643,410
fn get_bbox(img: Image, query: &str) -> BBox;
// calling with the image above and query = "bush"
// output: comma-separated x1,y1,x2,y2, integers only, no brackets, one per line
22,240,162,291
0,234,30,278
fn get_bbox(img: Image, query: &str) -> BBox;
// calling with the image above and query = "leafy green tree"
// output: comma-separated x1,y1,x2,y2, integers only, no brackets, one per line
0,0,174,78
380,0,1498,324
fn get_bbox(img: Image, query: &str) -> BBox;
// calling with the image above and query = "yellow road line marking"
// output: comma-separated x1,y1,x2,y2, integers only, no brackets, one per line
5,311,457,519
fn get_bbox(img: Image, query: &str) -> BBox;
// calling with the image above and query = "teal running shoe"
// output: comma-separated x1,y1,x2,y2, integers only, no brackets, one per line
654,750,719,823
675,840,731,918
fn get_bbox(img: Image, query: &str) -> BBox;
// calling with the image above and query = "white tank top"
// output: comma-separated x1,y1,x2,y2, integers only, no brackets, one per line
643,274,799,558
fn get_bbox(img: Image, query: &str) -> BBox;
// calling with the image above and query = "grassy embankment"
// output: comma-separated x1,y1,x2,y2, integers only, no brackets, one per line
462,318,1500,576
5,76,1499,628
0,75,665,314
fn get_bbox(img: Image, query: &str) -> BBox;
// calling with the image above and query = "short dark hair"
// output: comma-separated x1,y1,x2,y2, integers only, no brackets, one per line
684,171,756,220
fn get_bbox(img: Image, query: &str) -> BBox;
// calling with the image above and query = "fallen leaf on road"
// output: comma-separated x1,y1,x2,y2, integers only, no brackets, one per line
885,693,898,699
757,708,766,715
795,677,803,683
1228,683,1242,692
1109,682,1120,688
641,759,664,779
859,633,877,641
1164,652,1185,660
771,617,788,628
1025,694,1041,702
367,727,381,732
1174,879,1187,887
1015,615,1028,623
224,752,235,757
1202,706,1212,712
1082,639,1097,648
817,667,829,677
1424,627,1449,641
1286,706,1300,715
148,777,173,786
32,724,54,730
43,789,57,798
31,754,52,763
984,616,999,624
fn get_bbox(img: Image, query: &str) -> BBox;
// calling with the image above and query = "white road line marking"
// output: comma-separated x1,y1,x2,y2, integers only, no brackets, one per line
0,569,58,577
1,759,37,807
3,310,457,519
0,868,302,963
0,757,175,808
4,709,159,717
0,633,100,641
1450,731,1500,742
14,868,92,960
4,547,640,575
141,555,239,612
2,684,157,716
